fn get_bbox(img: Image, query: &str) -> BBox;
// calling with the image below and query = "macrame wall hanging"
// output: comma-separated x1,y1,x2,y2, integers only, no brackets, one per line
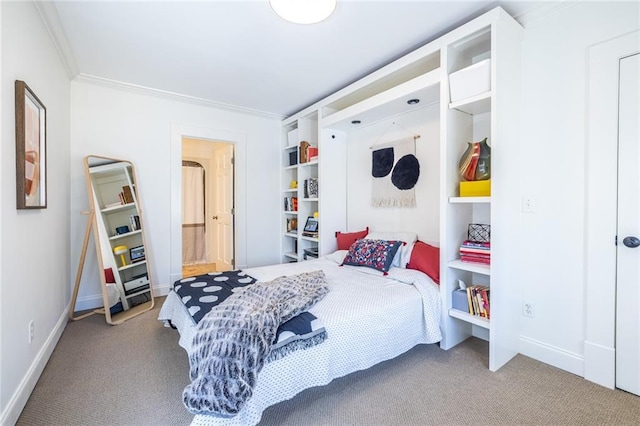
370,123,421,207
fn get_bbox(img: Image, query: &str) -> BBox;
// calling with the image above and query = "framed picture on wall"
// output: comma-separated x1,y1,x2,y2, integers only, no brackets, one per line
15,80,47,209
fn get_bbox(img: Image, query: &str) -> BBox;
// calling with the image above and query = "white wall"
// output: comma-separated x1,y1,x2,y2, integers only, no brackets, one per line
70,80,282,308
517,1,639,374
346,104,440,242
0,2,71,423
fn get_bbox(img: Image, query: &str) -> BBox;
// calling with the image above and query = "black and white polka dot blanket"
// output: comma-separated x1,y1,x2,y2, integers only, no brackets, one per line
173,270,327,363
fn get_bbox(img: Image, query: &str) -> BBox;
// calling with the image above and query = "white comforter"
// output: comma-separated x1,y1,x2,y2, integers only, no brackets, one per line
158,252,442,426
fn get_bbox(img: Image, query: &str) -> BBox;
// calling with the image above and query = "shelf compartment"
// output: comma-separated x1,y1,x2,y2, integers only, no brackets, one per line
284,252,298,260
449,196,490,204
118,260,147,272
448,259,490,275
101,202,136,213
109,229,142,241
449,91,491,115
322,69,441,131
449,308,490,329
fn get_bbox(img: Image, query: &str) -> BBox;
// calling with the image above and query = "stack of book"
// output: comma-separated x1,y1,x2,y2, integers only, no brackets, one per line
129,214,141,231
284,196,298,211
118,185,134,204
460,240,490,265
466,285,490,319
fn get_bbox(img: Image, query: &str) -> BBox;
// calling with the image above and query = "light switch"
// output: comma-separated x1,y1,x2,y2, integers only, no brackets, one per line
522,196,536,213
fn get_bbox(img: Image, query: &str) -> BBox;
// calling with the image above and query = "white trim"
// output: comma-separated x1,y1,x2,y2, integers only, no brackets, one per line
75,74,283,120
584,340,615,389
34,0,79,79
512,0,582,28
519,335,584,377
585,30,640,388
170,123,248,285
0,305,69,426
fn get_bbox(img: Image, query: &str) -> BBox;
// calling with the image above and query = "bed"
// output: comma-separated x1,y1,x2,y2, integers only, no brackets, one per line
159,244,442,426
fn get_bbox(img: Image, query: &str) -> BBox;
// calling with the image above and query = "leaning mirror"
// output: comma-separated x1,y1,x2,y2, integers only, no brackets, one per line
73,155,154,324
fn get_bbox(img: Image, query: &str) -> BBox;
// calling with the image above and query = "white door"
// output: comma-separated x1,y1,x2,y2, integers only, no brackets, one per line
213,145,234,271
616,53,640,396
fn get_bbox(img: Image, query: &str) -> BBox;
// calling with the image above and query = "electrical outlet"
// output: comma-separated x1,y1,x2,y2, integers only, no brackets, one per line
28,320,34,343
522,302,535,318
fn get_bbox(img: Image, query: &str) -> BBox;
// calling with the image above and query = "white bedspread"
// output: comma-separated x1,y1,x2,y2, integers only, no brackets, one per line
158,254,442,426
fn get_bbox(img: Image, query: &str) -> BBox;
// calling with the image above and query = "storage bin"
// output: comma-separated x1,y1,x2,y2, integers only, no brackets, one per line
452,288,469,312
460,179,491,197
287,129,299,147
449,58,491,102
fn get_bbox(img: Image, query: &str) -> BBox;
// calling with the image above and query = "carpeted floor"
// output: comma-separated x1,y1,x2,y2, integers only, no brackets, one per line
17,297,640,426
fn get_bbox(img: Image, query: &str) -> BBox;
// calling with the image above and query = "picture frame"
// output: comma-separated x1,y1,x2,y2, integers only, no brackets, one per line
15,80,47,209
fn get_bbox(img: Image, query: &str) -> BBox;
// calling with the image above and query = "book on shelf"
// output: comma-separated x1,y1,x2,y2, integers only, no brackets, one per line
460,240,490,265
284,196,298,212
465,285,490,319
304,178,318,198
129,214,140,231
286,217,298,232
122,186,134,204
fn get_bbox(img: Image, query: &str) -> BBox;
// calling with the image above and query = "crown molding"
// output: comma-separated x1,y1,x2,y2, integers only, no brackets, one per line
512,0,583,28
34,0,79,79
74,74,284,120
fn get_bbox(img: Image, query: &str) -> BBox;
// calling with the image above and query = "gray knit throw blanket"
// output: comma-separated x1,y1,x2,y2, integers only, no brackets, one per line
183,270,329,417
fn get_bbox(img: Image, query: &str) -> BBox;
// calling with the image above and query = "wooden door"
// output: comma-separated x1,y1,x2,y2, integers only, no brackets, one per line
213,144,234,271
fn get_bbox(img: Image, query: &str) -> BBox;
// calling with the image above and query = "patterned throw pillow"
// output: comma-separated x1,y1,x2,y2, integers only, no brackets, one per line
341,239,402,274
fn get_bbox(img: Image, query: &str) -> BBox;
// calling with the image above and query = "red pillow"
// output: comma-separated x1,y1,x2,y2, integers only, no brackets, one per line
336,227,369,250
406,241,440,284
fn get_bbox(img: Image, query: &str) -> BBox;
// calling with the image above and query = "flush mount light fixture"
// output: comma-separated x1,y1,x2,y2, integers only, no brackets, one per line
270,0,337,24
407,98,420,105
351,120,361,125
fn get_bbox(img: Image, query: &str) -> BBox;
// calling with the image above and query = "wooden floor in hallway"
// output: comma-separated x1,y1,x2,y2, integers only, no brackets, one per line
182,262,217,277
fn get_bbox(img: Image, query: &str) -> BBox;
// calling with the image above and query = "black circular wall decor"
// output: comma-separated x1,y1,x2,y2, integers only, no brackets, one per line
391,154,420,190
372,147,394,178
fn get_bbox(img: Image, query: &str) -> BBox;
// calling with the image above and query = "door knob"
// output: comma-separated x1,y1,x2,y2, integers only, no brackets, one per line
212,215,218,220
623,236,640,248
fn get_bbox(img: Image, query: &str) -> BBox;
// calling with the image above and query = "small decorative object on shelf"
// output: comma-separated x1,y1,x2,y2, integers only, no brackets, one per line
302,216,319,237
290,180,297,189
468,223,490,243
458,137,491,197
113,245,128,267
459,137,491,181
299,141,310,163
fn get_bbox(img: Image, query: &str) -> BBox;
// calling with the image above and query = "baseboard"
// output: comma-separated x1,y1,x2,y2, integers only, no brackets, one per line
0,303,69,426
154,284,171,297
519,335,584,377
584,340,615,389
74,293,104,312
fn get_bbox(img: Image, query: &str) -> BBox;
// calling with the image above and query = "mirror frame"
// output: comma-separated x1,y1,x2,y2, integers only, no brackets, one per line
83,155,154,324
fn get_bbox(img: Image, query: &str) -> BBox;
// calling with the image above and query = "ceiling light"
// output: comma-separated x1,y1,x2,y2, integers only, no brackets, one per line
270,0,337,24
351,120,361,125
407,98,420,105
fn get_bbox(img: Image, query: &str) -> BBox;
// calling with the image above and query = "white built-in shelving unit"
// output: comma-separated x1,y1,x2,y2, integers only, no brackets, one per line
277,7,522,371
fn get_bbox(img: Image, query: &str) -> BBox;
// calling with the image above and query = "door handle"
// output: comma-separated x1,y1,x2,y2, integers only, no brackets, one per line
623,236,640,248
212,215,218,220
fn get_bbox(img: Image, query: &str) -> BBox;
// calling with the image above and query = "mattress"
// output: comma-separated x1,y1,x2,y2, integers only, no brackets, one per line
158,252,442,426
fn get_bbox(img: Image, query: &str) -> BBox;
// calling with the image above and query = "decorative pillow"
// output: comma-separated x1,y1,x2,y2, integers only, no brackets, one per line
406,240,440,284
326,250,349,264
336,227,369,250
342,239,402,273
365,231,418,268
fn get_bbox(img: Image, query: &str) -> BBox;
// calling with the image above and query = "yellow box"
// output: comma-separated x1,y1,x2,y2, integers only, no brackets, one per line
460,179,491,197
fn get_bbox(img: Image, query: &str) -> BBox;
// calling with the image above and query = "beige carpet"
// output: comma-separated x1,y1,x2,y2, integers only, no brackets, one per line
17,298,640,426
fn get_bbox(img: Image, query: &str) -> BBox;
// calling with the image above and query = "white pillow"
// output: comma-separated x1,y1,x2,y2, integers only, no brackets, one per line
326,249,348,264
364,231,418,268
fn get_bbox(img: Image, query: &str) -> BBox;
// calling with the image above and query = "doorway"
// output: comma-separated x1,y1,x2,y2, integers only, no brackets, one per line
182,137,235,276
615,52,639,396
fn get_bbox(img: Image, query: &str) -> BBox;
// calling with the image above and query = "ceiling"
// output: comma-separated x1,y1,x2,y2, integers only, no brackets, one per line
48,1,545,118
